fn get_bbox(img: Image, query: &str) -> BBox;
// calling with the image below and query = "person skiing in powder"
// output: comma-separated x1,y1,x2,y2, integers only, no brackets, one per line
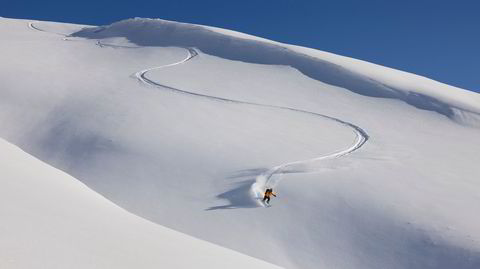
263,188,276,205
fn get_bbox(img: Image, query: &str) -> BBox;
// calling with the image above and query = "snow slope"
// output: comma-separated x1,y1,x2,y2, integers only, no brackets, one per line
0,138,281,268
1,17,480,269
74,18,480,126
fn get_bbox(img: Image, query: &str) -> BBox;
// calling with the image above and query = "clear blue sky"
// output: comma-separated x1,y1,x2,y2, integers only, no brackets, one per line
4,0,479,93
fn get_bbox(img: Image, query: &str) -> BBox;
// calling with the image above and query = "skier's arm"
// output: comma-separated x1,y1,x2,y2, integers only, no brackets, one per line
272,193,277,197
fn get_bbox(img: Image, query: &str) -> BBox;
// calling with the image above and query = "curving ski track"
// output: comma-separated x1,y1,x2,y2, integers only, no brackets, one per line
29,22,369,206
28,22,50,34
28,21,75,41
132,47,369,203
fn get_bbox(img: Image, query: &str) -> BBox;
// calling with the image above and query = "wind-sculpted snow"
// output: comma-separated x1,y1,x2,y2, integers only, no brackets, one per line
73,18,480,127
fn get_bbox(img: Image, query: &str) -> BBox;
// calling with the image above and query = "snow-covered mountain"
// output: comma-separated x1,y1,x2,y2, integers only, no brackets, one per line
1,17,479,269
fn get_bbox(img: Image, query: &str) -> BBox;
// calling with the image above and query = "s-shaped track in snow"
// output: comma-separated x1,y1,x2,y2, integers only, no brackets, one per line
28,21,369,205
132,47,369,203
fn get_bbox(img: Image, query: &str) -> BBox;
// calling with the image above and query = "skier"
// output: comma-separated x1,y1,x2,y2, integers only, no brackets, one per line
263,188,276,205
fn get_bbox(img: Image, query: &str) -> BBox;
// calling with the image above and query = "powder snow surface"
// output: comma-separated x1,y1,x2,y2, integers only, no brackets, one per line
1,17,479,269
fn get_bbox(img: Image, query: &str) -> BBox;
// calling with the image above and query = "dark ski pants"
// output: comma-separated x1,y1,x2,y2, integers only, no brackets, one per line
263,196,270,203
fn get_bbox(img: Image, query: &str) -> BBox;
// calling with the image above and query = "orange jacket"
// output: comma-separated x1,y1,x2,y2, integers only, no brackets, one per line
264,190,277,198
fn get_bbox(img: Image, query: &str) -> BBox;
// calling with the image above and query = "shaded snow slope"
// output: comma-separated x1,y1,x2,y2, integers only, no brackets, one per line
1,17,480,269
0,138,281,269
